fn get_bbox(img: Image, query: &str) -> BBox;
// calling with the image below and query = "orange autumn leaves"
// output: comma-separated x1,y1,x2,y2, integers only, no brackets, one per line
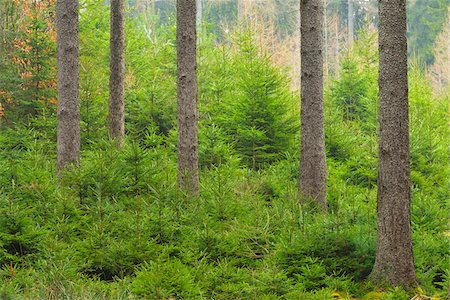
0,0,57,119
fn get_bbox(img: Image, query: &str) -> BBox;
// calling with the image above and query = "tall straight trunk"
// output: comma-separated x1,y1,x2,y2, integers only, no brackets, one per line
371,0,417,289
347,0,354,47
56,0,80,177
108,0,125,145
299,0,327,210
177,0,199,195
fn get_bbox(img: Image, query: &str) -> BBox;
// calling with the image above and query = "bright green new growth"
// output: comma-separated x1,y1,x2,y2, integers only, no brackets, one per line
213,29,298,169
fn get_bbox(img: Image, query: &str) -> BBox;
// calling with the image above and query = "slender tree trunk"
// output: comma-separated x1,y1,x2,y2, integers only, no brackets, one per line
56,0,80,177
347,0,354,47
108,0,125,145
177,0,199,195
371,0,417,289
299,0,327,210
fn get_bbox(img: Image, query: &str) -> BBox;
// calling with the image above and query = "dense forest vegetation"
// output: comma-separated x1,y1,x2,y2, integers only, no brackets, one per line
0,0,449,299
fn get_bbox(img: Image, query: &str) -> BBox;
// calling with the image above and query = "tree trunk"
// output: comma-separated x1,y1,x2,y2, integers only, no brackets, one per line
177,0,199,195
108,0,125,145
299,0,327,210
347,0,354,48
56,0,80,177
371,0,417,289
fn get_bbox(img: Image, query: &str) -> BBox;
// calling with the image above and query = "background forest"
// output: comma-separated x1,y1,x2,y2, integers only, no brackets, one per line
0,0,449,299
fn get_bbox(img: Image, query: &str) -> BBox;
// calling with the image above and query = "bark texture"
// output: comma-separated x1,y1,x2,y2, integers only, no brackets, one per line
177,0,199,195
371,0,417,289
56,0,80,177
299,0,327,210
108,0,125,145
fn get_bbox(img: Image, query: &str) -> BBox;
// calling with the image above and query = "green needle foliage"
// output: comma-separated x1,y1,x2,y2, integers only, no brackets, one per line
213,29,298,169
0,1,448,299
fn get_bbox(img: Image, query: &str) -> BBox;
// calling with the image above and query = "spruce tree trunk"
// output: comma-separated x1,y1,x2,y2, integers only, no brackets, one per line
371,0,417,289
56,0,80,177
299,0,327,210
108,0,125,145
177,0,199,195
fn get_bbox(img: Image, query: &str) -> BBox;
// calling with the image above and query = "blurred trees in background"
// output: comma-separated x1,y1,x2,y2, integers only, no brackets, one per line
0,0,56,122
2,0,448,124
408,0,449,65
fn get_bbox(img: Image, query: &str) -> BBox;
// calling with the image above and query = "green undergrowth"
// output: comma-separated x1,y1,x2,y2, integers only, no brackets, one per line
0,4,449,299
0,101,448,299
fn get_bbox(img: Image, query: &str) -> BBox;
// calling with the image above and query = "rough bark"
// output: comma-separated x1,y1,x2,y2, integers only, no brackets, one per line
108,0,125,145
371,0,417,289
299,0,327,210
177,0,199,195
56,0,80,177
